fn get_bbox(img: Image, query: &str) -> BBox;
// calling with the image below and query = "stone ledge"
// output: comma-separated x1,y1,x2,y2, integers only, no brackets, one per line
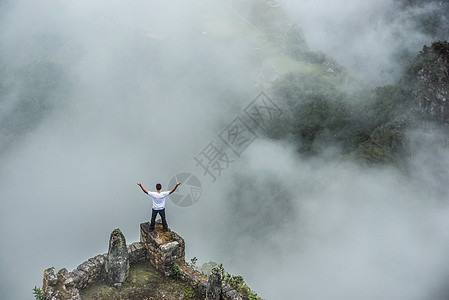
43,240,148,300
140,221,185,277
42,223,245,300
139,221,244,300
177,263,244,300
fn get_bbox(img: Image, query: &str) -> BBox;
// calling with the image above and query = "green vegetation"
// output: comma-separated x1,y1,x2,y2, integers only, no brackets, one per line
2,0,446,169
80,260,203,300
187,256,198,270
266,39,449,164
186,257,262,299
32,286,45,300
432,40,449,62
170,263,181,280
218,263,262,300
269,73,409,162
270,73,371,155
48,258,258,300
183,286,196,300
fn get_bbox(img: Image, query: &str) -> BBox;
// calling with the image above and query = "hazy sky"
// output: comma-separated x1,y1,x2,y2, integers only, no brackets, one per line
1,1,449,299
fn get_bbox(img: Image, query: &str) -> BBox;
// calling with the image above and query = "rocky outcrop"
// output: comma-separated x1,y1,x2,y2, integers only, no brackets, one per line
407,41,449,123
206,267,222,300
42,267,59,299
140,220,185,277
42,266,81,300
41,240,146,300
176,262,244,300
140,220,245,300
349,40,449,164
42,224,246,300
105,228,129,287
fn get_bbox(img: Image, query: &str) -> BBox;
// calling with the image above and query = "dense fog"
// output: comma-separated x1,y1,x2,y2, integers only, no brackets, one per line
278,0,447,85
1,1,448,299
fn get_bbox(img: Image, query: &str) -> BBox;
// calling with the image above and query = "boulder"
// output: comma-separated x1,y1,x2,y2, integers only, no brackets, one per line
104,228,129,287
206,267,222,300
44,267,58,286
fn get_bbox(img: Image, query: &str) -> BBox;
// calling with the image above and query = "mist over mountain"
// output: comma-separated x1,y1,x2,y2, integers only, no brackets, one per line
1,1,449,300
278,0,449,85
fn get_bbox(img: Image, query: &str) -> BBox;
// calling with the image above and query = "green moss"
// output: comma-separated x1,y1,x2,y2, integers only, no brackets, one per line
170,264,181,280
218,263,262,300
80,260,203,300
274,55,323,76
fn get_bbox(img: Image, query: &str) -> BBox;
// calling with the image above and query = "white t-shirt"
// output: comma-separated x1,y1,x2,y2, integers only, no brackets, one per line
148,191,170,210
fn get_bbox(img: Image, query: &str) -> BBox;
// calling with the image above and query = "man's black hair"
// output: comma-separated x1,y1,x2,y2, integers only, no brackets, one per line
156,183,162,191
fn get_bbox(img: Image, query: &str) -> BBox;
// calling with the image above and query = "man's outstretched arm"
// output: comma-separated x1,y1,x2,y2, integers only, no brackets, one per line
169,182,181,195
137,182,149,194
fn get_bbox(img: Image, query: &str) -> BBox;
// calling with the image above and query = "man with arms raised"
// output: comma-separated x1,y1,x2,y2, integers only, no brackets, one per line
137,181,181,232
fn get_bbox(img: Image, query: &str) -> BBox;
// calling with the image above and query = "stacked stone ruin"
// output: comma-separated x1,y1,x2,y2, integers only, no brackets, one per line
42,220,244,300
139,221,185,277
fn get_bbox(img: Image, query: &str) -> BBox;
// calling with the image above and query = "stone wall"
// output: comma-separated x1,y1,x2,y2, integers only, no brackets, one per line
42,221,244,300
177,263,244,300
42,241,146,300
140,221,185,277
140,220,244,300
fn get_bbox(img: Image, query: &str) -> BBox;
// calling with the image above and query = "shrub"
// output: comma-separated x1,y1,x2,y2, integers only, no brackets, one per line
171,264,181,280
32,286,45,300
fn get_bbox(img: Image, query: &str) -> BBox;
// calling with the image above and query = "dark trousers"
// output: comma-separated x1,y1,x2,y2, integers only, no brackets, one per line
150,208,168,230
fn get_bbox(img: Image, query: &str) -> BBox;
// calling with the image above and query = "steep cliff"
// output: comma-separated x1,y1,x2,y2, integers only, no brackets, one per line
41,221,255,300
352,41,449,164
406,41,449,123
269,40,449,164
